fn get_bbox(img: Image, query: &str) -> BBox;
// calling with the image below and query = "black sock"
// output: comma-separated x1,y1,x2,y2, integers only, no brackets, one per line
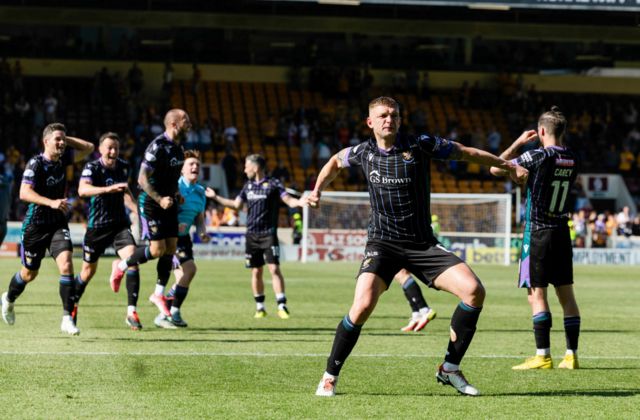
155,255,173,287
254,294,265,304
564,316,580,352
126,246,152,266
445,302,482,365
276,295,287,306
402,277,427,312
533,312,552,350
59,274,75,315
172,285,189,309
7,272,27,302
126,269,140,306
74,275,88,304
326,315,362,376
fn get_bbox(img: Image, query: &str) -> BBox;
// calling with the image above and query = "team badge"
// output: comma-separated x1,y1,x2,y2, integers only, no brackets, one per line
361,257,372,269
178,251,186,258
150,223,158,235
262,182,269,188
402,150,414,163
25,256,32,265
84,252,91,260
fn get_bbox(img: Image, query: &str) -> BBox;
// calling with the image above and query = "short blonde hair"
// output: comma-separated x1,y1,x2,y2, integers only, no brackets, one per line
368,96,399,112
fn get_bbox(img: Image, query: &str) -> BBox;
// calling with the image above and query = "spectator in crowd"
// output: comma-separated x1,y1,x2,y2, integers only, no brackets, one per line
271,159,291,184
223,124,238,148
221,148,239,192
198,121,212,152
300,137,314,171
619,146,635,177
616,206,633,237
631,216,640,236
127,62,144,96
43,90,58,123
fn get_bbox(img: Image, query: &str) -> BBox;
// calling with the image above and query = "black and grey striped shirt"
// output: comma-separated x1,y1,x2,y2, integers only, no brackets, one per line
238,177,287,235
513,146,578,231
80,157,130,229
343,135,455,244
21,151,73,226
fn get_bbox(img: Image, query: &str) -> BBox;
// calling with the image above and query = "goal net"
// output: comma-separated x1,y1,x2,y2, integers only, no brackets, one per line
301,191,513,265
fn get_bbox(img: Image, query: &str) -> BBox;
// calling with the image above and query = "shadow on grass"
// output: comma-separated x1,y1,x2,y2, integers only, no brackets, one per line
112,337,328,343
492,389,640,397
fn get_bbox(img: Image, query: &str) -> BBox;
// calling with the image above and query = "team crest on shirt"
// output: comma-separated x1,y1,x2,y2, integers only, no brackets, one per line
25,256,32,264
262,182,269,188
402,150,414,163
361,257,372,269
84,252,91,260
178,251,186,258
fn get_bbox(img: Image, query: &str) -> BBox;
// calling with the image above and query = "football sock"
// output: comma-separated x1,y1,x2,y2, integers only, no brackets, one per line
564,316,581,353
7,272,26,302
276,293,287,310
59,274,75,315
326,315,362,376
74,275,88,303
155,255,173,290
444,301,482,365
120,246,152,270
126,269,140,306
127,305,136,316
172,285,189,309
402,276,428,312
533,312,552,354
254,294,265,311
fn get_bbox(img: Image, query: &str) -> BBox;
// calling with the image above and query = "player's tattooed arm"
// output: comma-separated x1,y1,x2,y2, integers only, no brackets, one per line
138,165,166,207
66,136,95,162
490,130,537,177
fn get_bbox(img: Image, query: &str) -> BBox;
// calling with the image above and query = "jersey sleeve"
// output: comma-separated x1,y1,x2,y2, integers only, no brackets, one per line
21,158,39,185
80,162,94,184
416,134,456,160
141,141,163,172
237,183,248,203
343,142,367,168
273,178,287,198
512,149,548,171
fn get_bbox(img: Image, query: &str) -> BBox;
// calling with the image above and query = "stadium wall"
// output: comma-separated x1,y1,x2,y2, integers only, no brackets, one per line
15,57,640,96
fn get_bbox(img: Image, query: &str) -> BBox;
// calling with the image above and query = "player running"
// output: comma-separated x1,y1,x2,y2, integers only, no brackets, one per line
209,154,306,319
491,106,581,370
75,132,143,330
109,109,189,328
1,123,94,335
309,96,527,397
156,150,215,328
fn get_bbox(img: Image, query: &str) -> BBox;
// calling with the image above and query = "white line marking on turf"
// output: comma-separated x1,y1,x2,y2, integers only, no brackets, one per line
0,351,638,360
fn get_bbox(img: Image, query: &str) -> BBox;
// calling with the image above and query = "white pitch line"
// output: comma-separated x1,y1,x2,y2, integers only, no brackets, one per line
0,351,638,360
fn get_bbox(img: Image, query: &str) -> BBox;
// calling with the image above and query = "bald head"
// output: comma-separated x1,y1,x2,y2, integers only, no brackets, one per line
164,109,186,129
163,108,191,141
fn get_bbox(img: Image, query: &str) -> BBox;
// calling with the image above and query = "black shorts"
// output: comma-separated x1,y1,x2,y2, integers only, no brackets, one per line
176,235,194,265
21,223,73,270
358,239,464,288
82,226,136,263
245,233,279,268
140,200,178,241
518,226,573,288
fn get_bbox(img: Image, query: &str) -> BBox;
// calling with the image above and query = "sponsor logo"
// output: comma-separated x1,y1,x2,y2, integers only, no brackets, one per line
247,191,267,200
169,158,184,167
368,170,411,185
365,250,378,257
46,174,65,186
105,178,114,186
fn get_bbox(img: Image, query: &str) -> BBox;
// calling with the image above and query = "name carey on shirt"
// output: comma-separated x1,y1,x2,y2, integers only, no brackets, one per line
368,170,412,185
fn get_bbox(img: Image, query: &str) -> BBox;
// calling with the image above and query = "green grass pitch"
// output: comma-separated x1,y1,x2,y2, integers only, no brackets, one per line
0,258,638,418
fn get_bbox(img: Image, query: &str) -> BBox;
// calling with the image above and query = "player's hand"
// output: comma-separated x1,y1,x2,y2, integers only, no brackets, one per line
199,232,211,243
159,196,174,209
175,193,185,205
516,129,538,146
307,190,321,209
205,187,216,199
510,164,529,185
50,198,71,213
108,183,128,193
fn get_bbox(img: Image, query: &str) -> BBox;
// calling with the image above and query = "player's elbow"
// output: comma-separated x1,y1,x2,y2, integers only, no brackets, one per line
489,167,503,177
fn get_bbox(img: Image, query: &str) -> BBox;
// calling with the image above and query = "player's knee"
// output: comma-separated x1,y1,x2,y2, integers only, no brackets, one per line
59,261,73,275
469,282,486,305
20,269,38,282
148,246,164,259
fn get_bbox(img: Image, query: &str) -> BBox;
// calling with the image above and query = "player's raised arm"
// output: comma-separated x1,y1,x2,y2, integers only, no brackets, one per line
66,136,95,162
308,148,349,208
452,142,528,185
208,188,243,211
490,130,538,177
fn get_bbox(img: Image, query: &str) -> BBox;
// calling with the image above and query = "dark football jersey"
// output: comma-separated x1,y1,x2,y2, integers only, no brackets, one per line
139,133,184,205
21,152,72,226
343,134,455,244
238,177,287,235
513,145,579,231
81,157,130,228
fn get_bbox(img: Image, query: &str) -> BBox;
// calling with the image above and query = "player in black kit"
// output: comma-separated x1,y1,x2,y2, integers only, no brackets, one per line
309,97,527,397
109,109,189,328
75,132,142,330
1,123,94,335
209,154,306,319
491,107,581,370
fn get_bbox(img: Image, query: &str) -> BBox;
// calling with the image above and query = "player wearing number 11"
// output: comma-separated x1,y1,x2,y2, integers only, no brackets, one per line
491,106,581,370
